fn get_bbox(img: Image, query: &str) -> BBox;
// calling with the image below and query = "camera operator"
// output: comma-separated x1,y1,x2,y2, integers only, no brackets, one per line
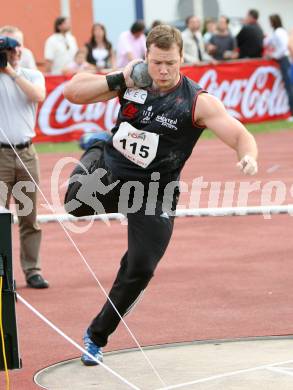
0,26,49,288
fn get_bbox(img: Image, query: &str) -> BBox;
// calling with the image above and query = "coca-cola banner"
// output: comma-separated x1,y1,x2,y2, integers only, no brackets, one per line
36,59,290,143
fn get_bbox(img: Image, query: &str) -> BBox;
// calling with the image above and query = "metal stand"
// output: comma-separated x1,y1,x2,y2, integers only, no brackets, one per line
0,206,21,370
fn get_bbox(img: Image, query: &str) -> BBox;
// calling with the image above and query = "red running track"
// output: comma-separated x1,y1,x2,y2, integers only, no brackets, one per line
2,130,293,389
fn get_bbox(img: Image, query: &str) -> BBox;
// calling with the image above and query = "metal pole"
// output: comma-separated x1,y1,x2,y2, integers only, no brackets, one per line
135,0,144,20
0,207,21,370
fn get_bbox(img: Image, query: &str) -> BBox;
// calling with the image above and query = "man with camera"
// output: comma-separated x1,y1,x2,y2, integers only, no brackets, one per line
0,26,49,288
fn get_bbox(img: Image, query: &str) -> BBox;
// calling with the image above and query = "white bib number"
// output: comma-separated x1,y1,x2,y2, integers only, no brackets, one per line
113,122,159,168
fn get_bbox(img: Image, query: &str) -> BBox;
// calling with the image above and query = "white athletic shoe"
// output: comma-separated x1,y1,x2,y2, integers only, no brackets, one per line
286,116,293,122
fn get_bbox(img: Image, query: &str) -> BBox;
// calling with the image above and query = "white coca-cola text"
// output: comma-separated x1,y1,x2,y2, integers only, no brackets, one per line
38,82,120,135
199,66,289,119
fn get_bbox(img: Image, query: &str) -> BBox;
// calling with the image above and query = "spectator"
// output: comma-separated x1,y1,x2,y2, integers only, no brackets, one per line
203,18,217,46
151,20,163,29
0,25,37,69
207,16,238,60
63,48,96,75
182,15,211,64
44,16,78,75
0,26,49,288
289,28,293,84
236,9,264,58
116,20,146,68
146,20,164,36
20,47,37,70
85,23,115,72
264,14,293,121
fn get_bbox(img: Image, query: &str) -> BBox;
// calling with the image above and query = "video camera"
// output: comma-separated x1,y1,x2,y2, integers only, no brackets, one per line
0,36,20,68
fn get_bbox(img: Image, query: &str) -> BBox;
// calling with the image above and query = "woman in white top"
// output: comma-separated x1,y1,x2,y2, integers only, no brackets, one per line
85,23,116,72
264,14,293,119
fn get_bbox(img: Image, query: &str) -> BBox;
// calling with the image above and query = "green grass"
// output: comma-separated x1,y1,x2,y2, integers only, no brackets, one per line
35,141,80,154
246,119,293,133
34,119,293,153
202,119,293,139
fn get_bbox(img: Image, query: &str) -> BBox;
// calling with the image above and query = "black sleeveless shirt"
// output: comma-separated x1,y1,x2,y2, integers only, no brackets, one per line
104,74,205,183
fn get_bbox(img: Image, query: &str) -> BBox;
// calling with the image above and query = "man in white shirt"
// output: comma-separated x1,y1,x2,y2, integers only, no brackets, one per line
116,20,146,68
182,15,211,64
0,25,37,69
0,26,49,288
20,47,37,70
44,16,78,75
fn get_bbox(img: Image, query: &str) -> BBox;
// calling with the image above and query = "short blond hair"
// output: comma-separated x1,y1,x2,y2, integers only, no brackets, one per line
0,25,23,45
146,24,183,56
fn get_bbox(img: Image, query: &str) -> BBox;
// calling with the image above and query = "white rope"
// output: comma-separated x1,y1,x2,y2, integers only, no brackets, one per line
0,127,166,387
12,204,293,224
17,294,140,390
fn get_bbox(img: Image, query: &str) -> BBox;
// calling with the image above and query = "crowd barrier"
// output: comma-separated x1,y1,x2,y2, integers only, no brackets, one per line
35,59,290,143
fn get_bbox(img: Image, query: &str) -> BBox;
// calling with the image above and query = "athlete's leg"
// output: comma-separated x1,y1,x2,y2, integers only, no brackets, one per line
88,202,175,347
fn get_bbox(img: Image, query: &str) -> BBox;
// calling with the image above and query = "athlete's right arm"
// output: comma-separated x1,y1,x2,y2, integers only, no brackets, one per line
63,60,140,104
64,73,118,104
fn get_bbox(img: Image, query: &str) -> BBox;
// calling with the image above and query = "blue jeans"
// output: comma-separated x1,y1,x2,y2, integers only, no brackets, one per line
277,56,293,115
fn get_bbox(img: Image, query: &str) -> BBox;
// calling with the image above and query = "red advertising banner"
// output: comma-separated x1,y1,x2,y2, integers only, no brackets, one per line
35,59,290,143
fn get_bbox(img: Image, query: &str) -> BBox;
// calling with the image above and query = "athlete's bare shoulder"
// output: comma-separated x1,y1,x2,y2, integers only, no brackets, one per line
194,92,226,127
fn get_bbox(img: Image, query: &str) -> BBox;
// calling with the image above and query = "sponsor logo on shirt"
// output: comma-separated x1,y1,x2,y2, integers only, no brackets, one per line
124,88,147,104
122,103,139,119
141,105,154,124
127,131,146,140
155,114,178,130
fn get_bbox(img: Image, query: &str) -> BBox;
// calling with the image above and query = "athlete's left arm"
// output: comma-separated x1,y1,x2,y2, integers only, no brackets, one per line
194,93,258,175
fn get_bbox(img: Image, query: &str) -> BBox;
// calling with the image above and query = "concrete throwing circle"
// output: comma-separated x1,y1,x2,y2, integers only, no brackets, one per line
34,336,293,389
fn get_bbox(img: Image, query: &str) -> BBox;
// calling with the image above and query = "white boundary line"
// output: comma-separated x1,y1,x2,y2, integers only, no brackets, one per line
17,294,141,390
267,366,293,377
157,359,293,389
